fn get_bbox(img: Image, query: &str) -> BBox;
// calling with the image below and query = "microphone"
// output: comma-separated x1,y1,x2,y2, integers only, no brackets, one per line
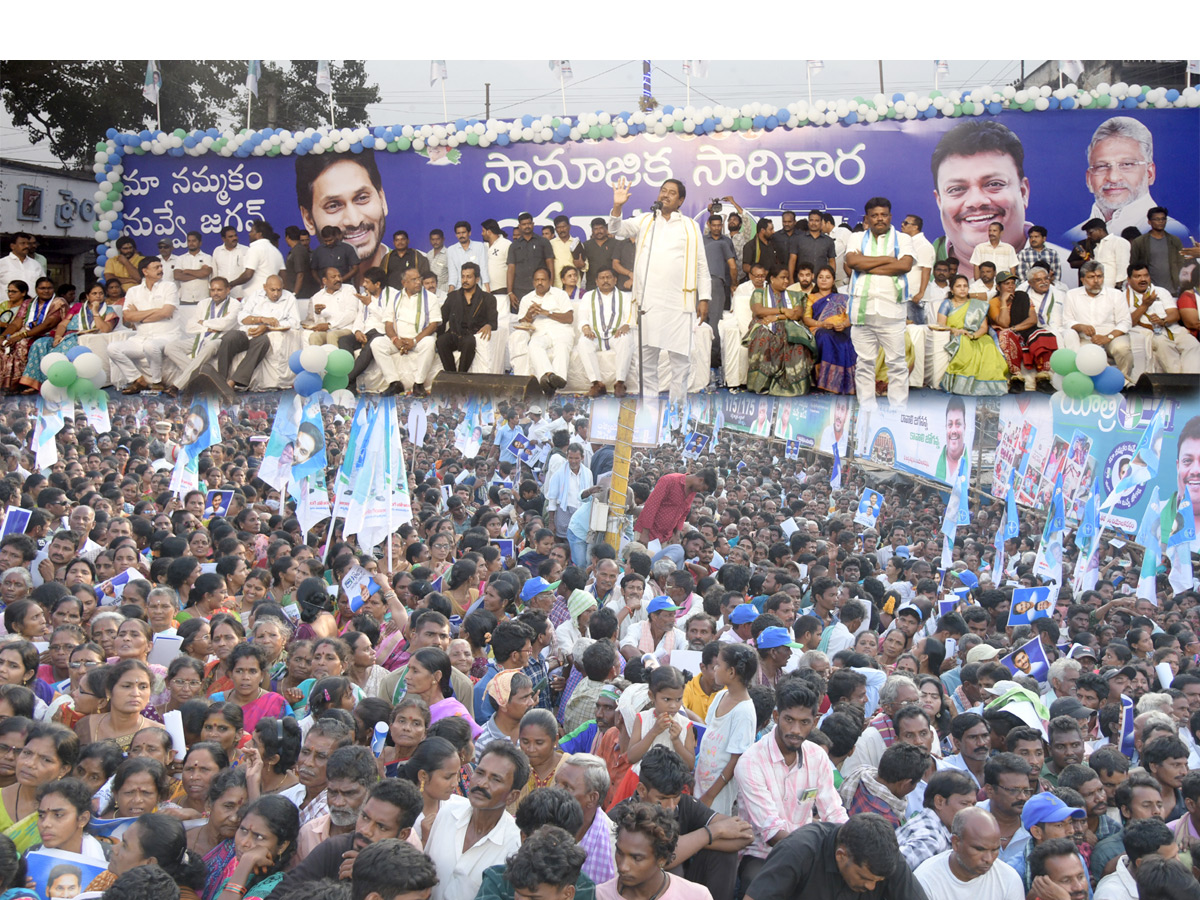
650,200,664,216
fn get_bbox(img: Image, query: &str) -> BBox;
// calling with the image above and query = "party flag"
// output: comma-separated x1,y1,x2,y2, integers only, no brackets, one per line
1072,477,1104,595
33,395,71,470
142,61,162,104
288,395,327,498
1102,402,1167,510
316,60,332,95
549,60,574,81
1164,491,1196,594
683,60,709,78
260,393,302,494
935,60,950,75
830,441,841,490
1061,60,1085,81
807,60,824,75
430,60,447,86
1135,486,1162,605
169,395,220,496
246,60,262,98
1032,474,1065,587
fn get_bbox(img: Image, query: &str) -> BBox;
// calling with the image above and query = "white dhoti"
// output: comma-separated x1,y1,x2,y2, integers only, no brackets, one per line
509,327,532,377
689,321,713,394
529,329,571,381
493,301,513,372
108,335,172,386
851,314,907,409
718,314,749,388
906,323,928,389
163,338,221,388
641,308,694,402
1147,330,1200,374
370,335,438,390
578,332,635,385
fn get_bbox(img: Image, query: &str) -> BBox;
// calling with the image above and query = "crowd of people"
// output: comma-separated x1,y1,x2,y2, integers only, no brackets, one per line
0,388,1190,900
4,120,1199,407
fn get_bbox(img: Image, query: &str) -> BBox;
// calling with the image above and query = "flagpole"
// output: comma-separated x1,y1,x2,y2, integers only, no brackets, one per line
441,79,448,123
807,67,813,106
246,89,252,131
559,71,567,117
686,73,691,108
330,90,335,129
156,94,161,134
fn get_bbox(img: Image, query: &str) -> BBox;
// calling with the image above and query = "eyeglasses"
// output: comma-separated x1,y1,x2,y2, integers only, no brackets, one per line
0,743,22,757
1086,161,1148,176
994,784,1035,798
68,660,102,670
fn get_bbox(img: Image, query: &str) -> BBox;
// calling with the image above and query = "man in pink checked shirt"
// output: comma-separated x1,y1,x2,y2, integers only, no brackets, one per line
734,679,848,889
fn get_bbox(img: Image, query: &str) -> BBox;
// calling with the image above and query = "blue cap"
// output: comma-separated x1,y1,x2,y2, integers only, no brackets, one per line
521,576,558,603
1021,792,1085,830
729,604,758,625
646,596,681,614
756,626,803,650
895,546,911,559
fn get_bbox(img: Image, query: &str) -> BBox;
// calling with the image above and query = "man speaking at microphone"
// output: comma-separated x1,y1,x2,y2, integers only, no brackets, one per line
608,177,711,402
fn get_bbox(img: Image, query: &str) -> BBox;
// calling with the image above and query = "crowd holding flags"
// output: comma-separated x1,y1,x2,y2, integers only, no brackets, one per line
1071,478,1103,595
169,396,220,496
334,395,412,555
1102,403,1167,513
1032,473,1066,588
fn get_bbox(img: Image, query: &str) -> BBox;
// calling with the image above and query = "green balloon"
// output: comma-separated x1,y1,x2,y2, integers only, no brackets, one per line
950,103,963,117
885,108,898,119
1062,371,1094,399
1050,349,1078,376
323,373,349,392
1021,100,1036,112
796,118,808,127
99,200,112,212
108,189,121,201
853,96,867,105
93,221,103,232
68,378,97,402
173,128,186,138
95,142,107,152
737,117,752,131
267,146,280,156
47,361,78,388
324,348,354,377
600,124,615,138
133,146,145,155
552,118,561,128
386,140,400,151
397,137,412,151
588,125,601,140
929,90,942,99
1095,94,1110,107
466,133,479,146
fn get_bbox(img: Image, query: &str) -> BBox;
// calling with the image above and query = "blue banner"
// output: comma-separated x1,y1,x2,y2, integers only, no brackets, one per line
118,110,1199,285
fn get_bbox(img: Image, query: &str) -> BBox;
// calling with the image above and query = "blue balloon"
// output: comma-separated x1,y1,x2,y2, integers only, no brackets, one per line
169,147,185,157
261,128,274,138
765,116,779,130
841,111,858,125
497,134,510,146
372,127,385,139
95,173,108,184
521,114,534,127
1047,97,1060,109
987,101,1003,115
294,370,323,397
139,130,151,141
454,118,467,131
350,142,363,154
1123,97,1139,109
556,124,570,138
752,115,766,129
1166,89,1180,102
107,229,119,240
106,128,117,139
1093,366,1125,395
288,350,304,375
65,346,91,361
892,92,906,102
1061,97,1075,109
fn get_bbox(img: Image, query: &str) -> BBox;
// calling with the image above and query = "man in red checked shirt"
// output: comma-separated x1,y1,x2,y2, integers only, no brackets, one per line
635,468,717,547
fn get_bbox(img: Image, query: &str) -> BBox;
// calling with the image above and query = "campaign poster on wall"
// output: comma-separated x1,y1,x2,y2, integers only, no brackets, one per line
854,394,976,485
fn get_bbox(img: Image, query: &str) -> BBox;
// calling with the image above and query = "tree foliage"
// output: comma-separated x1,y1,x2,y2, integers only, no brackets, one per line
250,61,380,132
2,60,380,171
2,60,243,170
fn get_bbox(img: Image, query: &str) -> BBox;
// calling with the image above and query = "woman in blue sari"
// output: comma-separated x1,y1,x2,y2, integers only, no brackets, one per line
802,265,856,393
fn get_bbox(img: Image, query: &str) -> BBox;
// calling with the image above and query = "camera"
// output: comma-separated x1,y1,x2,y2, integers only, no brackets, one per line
708,198,723,215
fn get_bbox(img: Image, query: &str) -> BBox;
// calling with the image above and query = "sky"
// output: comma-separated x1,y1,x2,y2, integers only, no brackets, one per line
1,60,1047,168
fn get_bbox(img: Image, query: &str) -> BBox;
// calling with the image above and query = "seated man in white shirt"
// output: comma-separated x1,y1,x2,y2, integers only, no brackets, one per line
165,276,241,389
576,267,636,397
719,264,765,390
214,275,300,391
369,267,441,397
109,256,181,393
619,596,688,664
517,267,575,396
1065,259,1134,379
1124,263,1200,374
345,266,396,385
306,267,359,347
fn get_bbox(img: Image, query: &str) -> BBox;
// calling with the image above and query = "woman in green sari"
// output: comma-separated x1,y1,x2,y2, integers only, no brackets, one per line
938,274,1009,396
0,723,78,853
745,265,813,396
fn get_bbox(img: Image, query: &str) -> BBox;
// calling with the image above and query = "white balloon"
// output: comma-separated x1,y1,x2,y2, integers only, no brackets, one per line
330,389,355,408
1035,97,1050,111
73,353,104,380
653,123,667,136
299,346,328,374
89,370,107,389
661,114,674,127
320,343,339,356
412,138,425,151
40,382,69,402
1075,343,1108,377
40,352,69,377
94,266,105,278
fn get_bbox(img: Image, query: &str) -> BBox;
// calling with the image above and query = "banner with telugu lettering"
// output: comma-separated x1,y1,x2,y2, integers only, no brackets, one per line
854,395,977,486
114,110,1198,278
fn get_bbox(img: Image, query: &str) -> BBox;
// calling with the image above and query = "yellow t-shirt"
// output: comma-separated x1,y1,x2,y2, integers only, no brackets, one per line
683,673,717,720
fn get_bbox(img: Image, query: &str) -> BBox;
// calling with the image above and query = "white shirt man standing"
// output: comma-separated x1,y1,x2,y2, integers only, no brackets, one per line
237,221,286,298
445,221,491,293
607,177,712,404
369,268,441,397
576,267,635,397
173,231,213,306
481,218,514,373
1066,260,1134,379
517,268,574,396
845,197,915,410
1088,220,1132,290
970,223,1019,281
212,226,248,299
109,257,180,393
0,233,45,288
426,229,449,293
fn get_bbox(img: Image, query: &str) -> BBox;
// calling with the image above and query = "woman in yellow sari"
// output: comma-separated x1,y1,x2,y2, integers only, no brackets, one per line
0,723,78,853
938,274,1009,396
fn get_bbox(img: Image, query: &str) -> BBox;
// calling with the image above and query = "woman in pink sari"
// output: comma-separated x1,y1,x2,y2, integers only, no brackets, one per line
209,644,292,733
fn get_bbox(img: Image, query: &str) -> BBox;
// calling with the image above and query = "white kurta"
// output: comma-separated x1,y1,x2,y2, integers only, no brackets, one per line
608,211,711,352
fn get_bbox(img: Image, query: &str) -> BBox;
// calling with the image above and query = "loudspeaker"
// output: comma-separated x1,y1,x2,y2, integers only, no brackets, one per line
431,372,546,400
1132,373,1200,397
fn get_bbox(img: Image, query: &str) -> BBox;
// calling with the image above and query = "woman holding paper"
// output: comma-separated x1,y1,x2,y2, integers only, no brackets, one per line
0,723,78,853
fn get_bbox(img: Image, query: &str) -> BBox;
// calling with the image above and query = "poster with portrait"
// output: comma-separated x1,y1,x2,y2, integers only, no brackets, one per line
1000,635,1051,683
25,848,107,900
682,431,710,460
0,507,31,537
204,490,233,519
853,489,883,529
855,394,976,485
785,440,801,460
771,396,848,456
1006,586,1055,626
